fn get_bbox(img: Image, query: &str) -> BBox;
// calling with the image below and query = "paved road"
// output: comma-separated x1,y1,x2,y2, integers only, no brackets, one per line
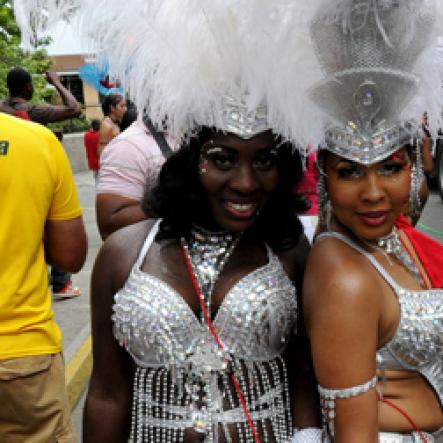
63,174,443,438
54,171,100,438
417,189,443,242
54,172,100,361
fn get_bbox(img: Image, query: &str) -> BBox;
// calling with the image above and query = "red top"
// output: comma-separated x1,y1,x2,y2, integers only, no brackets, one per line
395,214,443,288
14,109,31,120
83,130,100,171
296,151,318,215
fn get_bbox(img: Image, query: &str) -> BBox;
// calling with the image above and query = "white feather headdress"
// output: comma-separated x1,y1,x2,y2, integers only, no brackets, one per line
12,0,311,152
13,0,443,159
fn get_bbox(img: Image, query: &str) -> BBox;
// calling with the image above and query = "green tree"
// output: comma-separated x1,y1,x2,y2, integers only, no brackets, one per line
0,0,54,102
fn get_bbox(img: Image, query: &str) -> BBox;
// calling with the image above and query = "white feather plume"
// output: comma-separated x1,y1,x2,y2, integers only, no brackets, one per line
13,0,79,50
12,0,443,150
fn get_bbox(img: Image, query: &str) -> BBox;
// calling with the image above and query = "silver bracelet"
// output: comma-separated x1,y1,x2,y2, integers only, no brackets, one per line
318,375,377,437
318,375,377,399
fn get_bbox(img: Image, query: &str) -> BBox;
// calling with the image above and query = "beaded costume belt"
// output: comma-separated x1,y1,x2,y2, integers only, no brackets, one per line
140,385,283,429
379,431,440,443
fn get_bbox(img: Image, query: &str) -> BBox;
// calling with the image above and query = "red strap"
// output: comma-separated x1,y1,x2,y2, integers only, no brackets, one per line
379,217,436,443
380,397,428,443
181,245,262,443
395,215,443,288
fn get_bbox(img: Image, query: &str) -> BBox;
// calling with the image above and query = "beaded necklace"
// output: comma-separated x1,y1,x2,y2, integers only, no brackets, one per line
362,227,423,286
180,226,241,321
179,226,242,441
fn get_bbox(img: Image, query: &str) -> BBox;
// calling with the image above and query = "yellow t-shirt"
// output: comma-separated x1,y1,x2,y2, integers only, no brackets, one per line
0,113,83,359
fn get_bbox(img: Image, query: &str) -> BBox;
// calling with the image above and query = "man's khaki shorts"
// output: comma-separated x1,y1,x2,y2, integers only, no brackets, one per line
0,353,77,443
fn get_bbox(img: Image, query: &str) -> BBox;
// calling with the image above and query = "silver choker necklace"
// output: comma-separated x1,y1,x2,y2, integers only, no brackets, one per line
364,227,422,285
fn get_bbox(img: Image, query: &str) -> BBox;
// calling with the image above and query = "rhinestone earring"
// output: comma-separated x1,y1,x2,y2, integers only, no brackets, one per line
317,157,329,228
409,139,423,220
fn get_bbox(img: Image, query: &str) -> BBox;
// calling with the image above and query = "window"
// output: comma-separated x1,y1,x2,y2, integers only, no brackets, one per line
60,74,85,104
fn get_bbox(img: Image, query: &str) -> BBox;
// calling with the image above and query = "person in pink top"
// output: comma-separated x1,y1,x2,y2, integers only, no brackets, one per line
96,118,176,240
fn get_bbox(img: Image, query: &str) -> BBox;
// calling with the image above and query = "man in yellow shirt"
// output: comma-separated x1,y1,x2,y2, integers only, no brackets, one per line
0,67,83,298
0,113,87,442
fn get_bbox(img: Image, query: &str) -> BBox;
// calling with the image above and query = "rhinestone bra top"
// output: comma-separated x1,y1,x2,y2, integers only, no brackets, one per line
112,221,298,368
318,232,443,407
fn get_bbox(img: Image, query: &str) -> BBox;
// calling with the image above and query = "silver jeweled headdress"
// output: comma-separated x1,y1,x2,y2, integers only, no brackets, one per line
309,0,439,164
218,94,270,139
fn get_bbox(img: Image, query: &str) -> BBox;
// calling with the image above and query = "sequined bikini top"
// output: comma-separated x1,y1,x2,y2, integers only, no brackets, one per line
318,232,443,407
113,220,298,368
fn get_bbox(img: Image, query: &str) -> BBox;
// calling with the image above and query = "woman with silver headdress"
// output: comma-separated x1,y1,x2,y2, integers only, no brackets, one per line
11,1,324,442
90,119,317,443
295,0,443,441
84,5,321,442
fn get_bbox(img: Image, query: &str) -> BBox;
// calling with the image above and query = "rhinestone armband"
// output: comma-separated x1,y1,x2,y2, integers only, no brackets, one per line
318,375,377,437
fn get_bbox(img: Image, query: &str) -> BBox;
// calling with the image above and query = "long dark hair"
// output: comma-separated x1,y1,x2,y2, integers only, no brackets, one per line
145,127,308,250
101,94,124,116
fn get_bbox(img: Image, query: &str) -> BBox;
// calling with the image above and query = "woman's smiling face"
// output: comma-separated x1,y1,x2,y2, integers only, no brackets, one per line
198,130,279,232
324,148,412,240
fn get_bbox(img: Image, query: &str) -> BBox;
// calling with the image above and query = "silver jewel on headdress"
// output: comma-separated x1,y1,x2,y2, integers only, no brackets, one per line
309,0,436,164
322,119,415,165
219,94,271,139
353,80,382,132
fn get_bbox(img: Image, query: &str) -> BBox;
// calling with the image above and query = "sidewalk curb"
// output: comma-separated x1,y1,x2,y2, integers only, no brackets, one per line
65,335,92,411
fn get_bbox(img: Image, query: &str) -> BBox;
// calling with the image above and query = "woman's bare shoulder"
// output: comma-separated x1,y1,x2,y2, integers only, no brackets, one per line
95,219,157,290
304,235,381,313
105,219,153,251
303,236,381,395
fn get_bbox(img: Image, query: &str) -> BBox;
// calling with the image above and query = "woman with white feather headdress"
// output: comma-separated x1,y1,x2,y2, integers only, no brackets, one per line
11,1,325,442
295,0,443,442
